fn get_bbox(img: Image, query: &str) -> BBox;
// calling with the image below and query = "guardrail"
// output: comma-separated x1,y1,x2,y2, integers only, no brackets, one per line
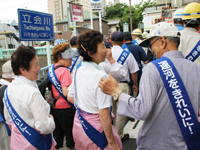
39,65,51,79
0,46,54,58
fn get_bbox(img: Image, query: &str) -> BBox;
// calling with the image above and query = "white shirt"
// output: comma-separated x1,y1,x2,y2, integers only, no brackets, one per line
0,79,10,86
106,45,139,82
71,48,83,80
135,37,142,44
68,61,127,113
179,28,200,66
4,76,55,134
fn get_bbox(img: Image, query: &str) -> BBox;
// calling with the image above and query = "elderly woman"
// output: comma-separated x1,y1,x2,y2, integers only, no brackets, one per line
3,45,56,150
50,43,79,150
68,30,125,150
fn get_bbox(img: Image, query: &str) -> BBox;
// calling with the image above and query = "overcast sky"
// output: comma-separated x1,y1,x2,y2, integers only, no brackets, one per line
0,0,143,23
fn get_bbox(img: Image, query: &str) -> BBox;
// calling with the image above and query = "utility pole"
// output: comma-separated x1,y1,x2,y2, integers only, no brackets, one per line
129,0,133,32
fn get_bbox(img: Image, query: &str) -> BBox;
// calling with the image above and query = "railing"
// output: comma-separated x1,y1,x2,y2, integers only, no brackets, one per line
0,46,54,58
39,65,51,79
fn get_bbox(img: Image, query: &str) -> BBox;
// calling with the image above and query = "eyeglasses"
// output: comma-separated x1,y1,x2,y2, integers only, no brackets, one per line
148,38,159,51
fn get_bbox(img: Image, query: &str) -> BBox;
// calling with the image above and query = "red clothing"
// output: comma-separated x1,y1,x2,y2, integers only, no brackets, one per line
52,63,72,109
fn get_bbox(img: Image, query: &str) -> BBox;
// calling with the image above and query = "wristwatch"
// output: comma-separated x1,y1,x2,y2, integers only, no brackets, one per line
113,90,122,101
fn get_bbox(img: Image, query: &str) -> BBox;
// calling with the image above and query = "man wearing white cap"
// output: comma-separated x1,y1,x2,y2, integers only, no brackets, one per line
0,60,15,150
98,22,200,149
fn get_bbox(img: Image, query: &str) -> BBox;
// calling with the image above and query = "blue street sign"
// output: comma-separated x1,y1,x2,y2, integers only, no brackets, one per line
18,9,54,41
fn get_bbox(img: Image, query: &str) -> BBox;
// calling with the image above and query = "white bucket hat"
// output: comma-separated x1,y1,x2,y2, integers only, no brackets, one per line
2,60,15,79
139,22,180,47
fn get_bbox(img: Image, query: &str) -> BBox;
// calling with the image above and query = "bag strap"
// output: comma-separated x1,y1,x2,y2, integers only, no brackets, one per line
48,64,74,108
0,85,7,122
152,57,200,150
53,65,63,101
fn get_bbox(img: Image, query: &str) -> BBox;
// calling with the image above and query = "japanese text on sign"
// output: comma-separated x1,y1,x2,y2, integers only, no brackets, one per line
18,9,54,41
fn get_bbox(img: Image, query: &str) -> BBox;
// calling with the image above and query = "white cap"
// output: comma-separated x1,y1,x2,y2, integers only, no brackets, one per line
139,22,180,47
2,60,15,79
142,32,149,39
173,8,184,19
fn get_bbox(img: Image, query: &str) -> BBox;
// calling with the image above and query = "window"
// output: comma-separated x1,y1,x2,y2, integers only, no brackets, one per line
182,0,199,4
82,23,91,29
63,25,67,32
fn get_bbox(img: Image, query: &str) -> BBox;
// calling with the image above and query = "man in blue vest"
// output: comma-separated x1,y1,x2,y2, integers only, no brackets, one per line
99,22,200,149
122,32,148,85
132,29,142,45
105,31,113,48
54,31,65,46
173,8,185,31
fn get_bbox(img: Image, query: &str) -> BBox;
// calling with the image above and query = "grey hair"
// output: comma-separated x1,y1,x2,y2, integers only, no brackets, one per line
164,36,180,48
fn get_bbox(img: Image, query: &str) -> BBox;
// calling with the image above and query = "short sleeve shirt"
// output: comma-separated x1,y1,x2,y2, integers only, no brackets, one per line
122,42,148,69
106,45,139,82
68,62,112,113
52,63,72,109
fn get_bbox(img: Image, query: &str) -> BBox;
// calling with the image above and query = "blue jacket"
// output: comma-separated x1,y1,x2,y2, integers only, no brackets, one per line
105,38,113,48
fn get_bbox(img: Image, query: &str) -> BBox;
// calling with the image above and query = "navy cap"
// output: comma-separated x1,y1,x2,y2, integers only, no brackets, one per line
70,36,78,46
111,31,124,42
57,31,63,35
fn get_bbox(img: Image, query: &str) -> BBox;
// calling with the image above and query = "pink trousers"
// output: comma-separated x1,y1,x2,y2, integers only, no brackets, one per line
73,112,123,150
10,122,56,150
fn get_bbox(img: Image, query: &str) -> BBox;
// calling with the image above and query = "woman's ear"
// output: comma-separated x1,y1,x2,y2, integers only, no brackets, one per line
87,51,93,58
58,56,63,62
19,67,26,76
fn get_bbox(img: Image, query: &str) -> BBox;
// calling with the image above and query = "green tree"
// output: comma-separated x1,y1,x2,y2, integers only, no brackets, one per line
105,0,156,31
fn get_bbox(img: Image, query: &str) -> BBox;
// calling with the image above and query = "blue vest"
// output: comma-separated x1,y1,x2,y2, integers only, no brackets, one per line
152,57,200,150
4,89,52,150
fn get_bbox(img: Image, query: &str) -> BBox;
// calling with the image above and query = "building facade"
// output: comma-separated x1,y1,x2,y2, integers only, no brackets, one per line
54,11,108,42
156,0,200,7
48,0,107,32
114,0,120,5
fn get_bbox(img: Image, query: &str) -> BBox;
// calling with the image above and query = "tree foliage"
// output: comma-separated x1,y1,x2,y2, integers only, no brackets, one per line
105,0,156,31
